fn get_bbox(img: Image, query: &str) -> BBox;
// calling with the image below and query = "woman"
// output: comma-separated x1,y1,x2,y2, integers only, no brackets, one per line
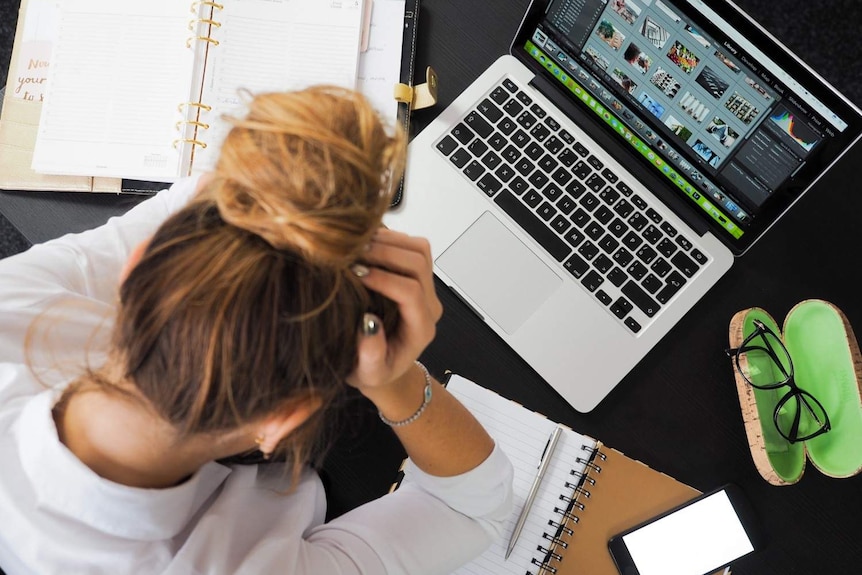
0,87,513,574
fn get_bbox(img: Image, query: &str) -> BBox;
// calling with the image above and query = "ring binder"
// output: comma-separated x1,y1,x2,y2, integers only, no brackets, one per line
188,18,222,30
172,138,208,149
190,1,224,11
177,102,213,113
175,120,211,131
186,36,220,49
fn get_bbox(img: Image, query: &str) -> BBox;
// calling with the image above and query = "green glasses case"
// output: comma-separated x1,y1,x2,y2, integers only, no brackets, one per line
728,300,862,485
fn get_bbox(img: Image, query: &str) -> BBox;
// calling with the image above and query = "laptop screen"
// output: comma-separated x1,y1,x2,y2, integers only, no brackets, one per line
512,0,862,253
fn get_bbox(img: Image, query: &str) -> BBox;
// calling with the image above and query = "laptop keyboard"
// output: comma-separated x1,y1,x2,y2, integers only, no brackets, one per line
434,77,710,334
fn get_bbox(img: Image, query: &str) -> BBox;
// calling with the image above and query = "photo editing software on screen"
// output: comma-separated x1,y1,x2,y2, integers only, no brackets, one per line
526,0,849,241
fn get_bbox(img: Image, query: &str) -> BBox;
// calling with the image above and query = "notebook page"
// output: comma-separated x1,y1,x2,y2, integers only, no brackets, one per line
447,376,598,575
357,0,405,128
31,0,197,180
192,0,365,172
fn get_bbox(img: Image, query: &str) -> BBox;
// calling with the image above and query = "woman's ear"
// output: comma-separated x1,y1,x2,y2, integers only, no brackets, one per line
256,395,323,456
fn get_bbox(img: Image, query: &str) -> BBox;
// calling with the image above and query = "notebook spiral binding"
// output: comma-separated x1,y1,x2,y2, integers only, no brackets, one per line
174,2,224,153
527,443,607,575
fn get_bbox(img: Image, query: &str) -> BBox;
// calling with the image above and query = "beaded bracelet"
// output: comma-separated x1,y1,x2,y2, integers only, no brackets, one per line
378,361,433,427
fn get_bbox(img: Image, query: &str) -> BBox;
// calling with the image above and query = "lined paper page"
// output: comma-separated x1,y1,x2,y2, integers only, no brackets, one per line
357,0,405,128
32,0,196,179
192,0,365,171
447,376,597,575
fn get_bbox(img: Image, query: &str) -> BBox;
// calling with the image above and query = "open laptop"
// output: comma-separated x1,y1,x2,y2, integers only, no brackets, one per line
384,0,862,412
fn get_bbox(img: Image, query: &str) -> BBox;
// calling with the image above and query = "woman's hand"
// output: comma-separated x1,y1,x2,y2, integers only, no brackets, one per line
346,228,442,395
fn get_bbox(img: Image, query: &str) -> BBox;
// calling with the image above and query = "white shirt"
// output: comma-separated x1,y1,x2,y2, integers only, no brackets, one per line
0,177,514,575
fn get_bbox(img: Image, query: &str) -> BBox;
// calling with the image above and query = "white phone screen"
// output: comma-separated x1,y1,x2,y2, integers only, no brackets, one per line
622,490,754,575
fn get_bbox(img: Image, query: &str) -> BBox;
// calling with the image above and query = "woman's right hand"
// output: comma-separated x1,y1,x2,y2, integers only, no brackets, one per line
346,228,442,398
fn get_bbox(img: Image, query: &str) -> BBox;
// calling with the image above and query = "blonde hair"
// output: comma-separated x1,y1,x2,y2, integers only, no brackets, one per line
106,86,405,477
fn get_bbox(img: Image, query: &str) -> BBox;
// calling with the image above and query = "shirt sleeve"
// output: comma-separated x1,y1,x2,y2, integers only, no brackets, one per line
0,177,199,379
298,442,514,575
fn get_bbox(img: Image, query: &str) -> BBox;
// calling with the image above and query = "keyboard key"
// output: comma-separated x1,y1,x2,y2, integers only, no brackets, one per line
564,254,589,278
503,99,523,116
628,212,648,231
437,135,458,156
510,176,529,195
523,190,542,208
650,257,671,277
451,123,474,145
515,158,534,175
481,151,502,170
581,270,604,292
613,199,634,218
627,261,648,281
551,166,573,186
691,248,708,264
551,215,571,234
643,225,662,245
495,164,516,183
622,280,660,317
636,245,657,264
517,111,537,129
601,168,619,183
622,231,643,250
598,234,619,254
581,192,600,212
564,228,585,247
465,111,493,138
642,273,662,294
566,180,586,199
570,208,590,227
542,183,564,201
645,207,662,223
675,235,694,251
468,138,489,157
545,135,564,154
559,149,578,167
494,190,572,262
525,142,544,160
450,148,470,168
609,218,628,238
612,247,634,266
477,99,503,122
476,173,502,197
631,194,648,210
587,155,604,171
528,171,550,189
671,251,699,277
573,160,592,180
516,91,533,106
594,205,613,225
530,123,551,142
463,160,484,181
656,238,677,257
578,240,600,260
596,290,613,306
559,129,575,144
488,132,507,151
537,201,557,221
538,154,559,173
544,116,561,131
498,117,517,135
660,222,678,237
616,181,633,196
530,103,547,118
573,141,589,156
502,145,521,164
599,187,620,205
490,86,509,104
502,78,518,92
585,221,604,240
586,173,606,193
557,195,576,214
656,271,686,303
512,129,529,148
624,317,642,333
594,254,613,274
610,297,633,319
608,267,627,287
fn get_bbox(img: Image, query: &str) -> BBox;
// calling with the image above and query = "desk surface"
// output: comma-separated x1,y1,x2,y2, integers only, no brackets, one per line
3,1,862,573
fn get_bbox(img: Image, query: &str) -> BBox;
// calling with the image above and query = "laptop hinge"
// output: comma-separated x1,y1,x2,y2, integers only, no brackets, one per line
529,74,711,237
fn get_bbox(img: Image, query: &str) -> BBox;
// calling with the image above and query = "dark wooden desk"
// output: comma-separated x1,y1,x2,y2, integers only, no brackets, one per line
2,1,861,573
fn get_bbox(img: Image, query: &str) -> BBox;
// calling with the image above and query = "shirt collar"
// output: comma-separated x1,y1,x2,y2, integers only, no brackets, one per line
15,390,232,541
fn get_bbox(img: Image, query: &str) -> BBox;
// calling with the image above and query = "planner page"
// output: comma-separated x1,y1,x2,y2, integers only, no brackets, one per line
192,0,365,172
446,376,598,575
31,0,199,180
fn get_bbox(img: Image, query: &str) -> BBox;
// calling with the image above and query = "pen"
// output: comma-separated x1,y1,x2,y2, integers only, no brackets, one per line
506,425,563,560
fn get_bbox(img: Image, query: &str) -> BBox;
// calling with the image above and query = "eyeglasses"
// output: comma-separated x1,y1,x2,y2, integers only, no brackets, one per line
725,319,831,444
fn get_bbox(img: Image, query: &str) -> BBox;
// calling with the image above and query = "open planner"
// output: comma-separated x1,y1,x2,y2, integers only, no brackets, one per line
444,375,729,575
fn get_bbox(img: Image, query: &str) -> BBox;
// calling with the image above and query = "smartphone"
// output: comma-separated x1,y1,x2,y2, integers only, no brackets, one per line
608,484,762,575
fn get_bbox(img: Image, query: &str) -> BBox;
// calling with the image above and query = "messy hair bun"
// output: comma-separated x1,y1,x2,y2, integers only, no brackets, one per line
206,86,406,267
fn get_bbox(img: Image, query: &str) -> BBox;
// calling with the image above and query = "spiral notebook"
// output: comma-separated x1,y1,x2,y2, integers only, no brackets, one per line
444,375,729,575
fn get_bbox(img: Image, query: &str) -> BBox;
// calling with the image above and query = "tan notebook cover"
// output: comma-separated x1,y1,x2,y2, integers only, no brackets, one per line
548,444,727,575
0,0,121,193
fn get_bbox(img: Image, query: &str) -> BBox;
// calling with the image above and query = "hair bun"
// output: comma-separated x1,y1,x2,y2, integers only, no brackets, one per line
207,87,406,267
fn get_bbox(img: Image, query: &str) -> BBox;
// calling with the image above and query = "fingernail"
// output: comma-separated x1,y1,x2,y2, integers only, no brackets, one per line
362,313,380,336
351,263,370,278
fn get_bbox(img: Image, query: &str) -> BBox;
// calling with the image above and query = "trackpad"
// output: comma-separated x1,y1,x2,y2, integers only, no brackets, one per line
437,212,562,334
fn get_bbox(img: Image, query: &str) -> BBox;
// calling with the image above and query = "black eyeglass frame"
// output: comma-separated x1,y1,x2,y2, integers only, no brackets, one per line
725,319,831,444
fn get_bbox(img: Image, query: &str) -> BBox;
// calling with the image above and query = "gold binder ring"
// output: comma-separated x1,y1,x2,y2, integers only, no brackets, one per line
186,36,220,49
173,138,208,149
177,102,212,114
175,120,211,131
191,1,224,12
188,18,222,30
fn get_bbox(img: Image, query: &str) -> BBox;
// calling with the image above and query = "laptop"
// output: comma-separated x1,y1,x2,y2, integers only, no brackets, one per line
384,0,862,412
